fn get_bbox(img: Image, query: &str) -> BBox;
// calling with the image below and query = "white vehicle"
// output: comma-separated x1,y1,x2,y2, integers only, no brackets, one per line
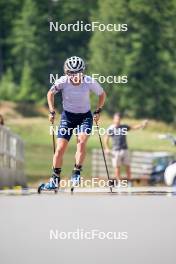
164,162,176,186
159,134,176,186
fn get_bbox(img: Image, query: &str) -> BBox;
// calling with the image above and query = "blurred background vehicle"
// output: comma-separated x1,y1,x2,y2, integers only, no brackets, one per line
158,134,176,186
164,162,176,186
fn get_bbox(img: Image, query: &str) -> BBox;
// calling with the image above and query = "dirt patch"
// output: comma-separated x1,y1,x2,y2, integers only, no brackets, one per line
0,101,22,119
0,101,48,121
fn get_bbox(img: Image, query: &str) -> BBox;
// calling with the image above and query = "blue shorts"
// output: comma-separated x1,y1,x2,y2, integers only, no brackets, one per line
58,110,93,141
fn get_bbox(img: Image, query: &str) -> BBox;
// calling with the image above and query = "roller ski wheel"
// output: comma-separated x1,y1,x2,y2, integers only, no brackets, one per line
71,186,74,193
37,183,44,194
70,170,81,193
54,188,58,194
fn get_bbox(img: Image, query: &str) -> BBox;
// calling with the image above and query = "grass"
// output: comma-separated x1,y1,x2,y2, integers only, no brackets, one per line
6,114,176,185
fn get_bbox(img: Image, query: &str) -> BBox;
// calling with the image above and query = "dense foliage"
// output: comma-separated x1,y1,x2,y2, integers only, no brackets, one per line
0,0,176,122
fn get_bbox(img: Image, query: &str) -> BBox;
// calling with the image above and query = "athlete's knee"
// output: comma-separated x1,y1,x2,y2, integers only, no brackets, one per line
55,145,66,157
77,139,87,151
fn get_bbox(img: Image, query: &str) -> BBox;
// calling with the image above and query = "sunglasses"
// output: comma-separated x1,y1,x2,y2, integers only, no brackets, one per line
67,70,83,76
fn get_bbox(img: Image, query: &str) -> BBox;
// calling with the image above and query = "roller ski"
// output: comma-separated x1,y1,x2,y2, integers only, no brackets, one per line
38,170,60,194
70,168,81,193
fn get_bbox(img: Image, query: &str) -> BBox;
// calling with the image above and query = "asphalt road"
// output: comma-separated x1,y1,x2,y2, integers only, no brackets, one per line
0,189,176,264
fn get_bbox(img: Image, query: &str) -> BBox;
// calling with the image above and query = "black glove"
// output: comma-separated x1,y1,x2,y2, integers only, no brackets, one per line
93,108,102,115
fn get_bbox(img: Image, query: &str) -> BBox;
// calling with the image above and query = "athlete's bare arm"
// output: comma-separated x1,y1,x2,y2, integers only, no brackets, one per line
131,119,148,130
94,91,106,122
97,91,106,109
104,134,111,154
47,90,55,123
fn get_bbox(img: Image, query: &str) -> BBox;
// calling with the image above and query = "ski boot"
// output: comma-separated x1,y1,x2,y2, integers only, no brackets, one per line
38,169,61,194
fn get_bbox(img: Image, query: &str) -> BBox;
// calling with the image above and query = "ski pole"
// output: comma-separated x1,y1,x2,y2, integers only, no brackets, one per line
51,121,56,154
95,120,112,193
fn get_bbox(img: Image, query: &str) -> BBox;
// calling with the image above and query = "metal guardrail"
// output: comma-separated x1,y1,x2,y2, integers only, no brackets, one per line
92,149,174,182
0,125,26,188
92,149,113,178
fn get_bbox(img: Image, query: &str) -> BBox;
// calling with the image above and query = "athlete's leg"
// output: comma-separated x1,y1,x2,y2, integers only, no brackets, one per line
71,111,93,188
38,111,73,191
53,138,68,168
38,138,69,191
125,165,131,180
115,166,121,180
70,133,89,188
75,133,89,166
75,111,93,166
54,110,74,169
112,150,122,180
123,150,131,180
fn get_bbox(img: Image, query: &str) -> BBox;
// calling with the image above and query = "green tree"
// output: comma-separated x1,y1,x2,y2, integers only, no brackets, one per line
11,0,97,101
127,0,176,122
11,0,39,70
89,0,131,114
89,0,176,122
0,68,17,100
10,0,41,100
46,0,97,73
16,61,36,101
0,0,23,77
